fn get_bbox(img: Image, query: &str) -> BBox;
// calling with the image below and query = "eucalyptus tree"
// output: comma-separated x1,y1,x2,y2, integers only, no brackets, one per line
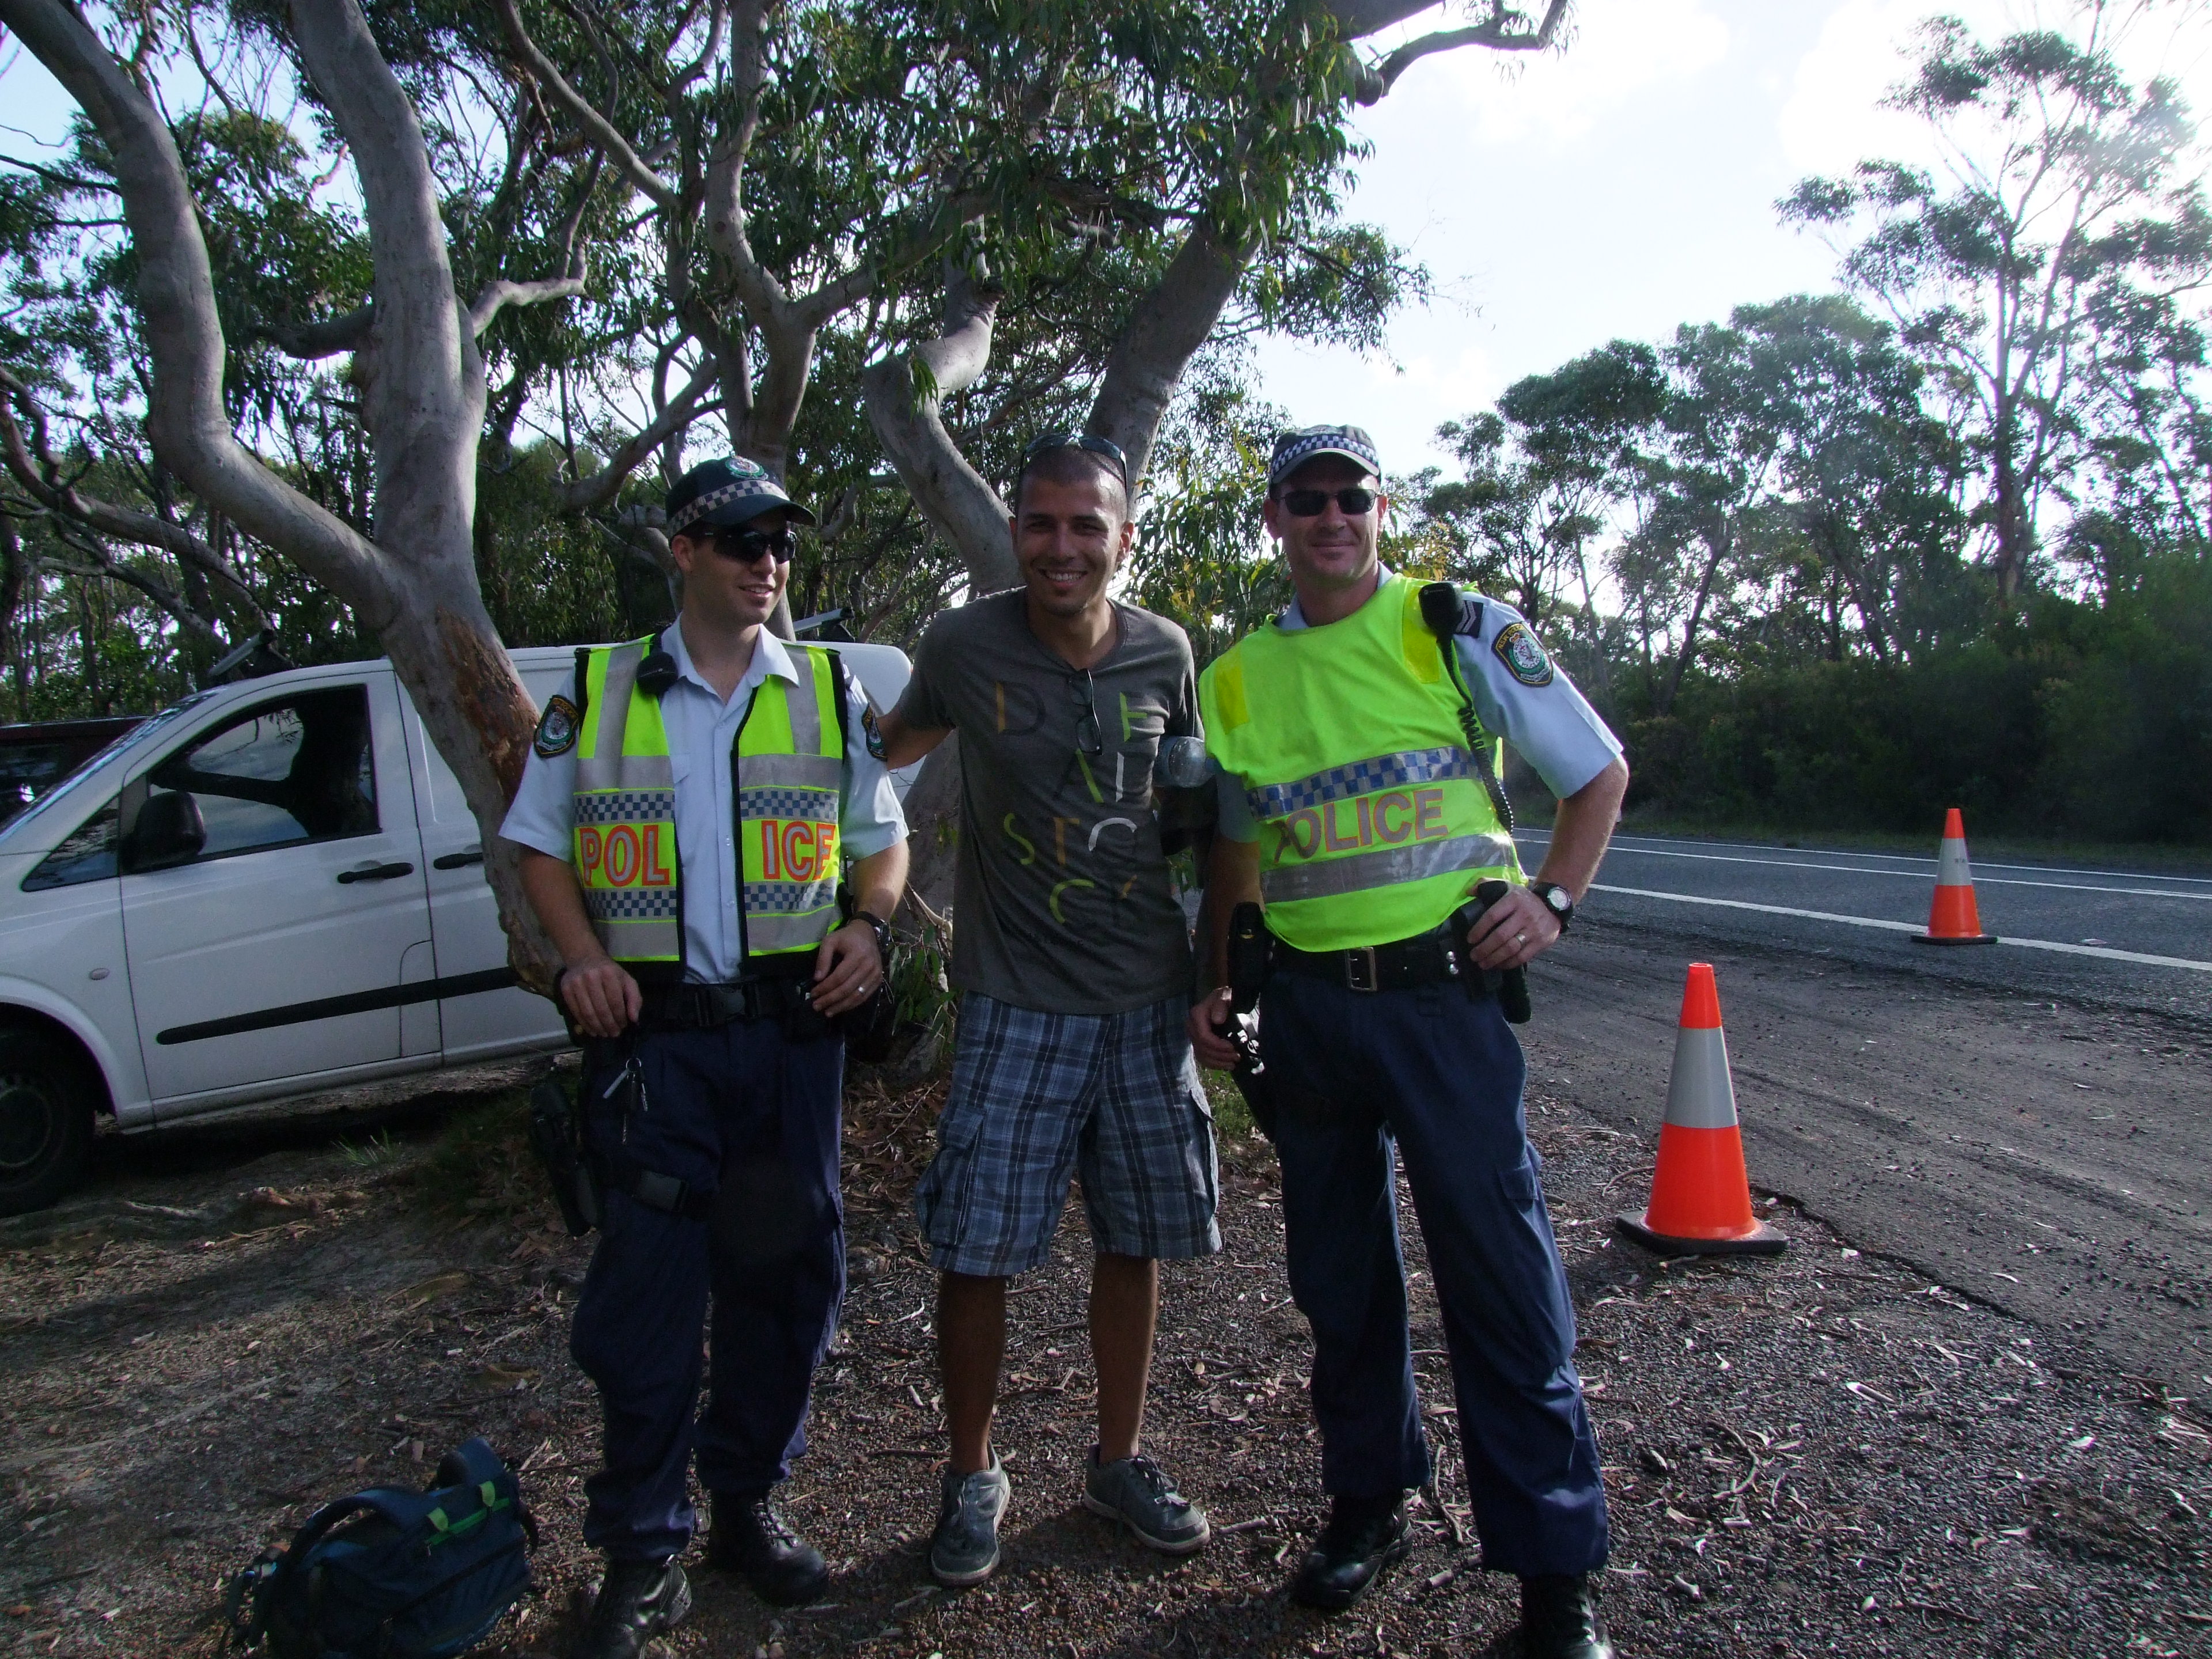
1782,3,2212,600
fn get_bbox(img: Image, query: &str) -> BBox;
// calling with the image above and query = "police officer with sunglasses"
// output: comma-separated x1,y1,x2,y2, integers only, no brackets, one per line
501,456,909,1658
1187,426,1629,1657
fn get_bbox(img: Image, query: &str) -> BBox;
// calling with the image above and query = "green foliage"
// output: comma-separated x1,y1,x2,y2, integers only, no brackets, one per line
1618,548,2212,843
1126,363,1290,668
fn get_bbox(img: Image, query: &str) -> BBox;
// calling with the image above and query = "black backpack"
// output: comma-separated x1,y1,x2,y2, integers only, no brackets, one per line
229,1438,536,1658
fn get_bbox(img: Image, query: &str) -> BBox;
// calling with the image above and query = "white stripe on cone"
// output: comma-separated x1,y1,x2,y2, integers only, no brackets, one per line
1937,835,1974,886
1663,1027,1740,1130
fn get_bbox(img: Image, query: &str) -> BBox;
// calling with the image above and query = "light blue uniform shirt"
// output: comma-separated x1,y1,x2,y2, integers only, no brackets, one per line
1215,572,1623,842
500,625,907,982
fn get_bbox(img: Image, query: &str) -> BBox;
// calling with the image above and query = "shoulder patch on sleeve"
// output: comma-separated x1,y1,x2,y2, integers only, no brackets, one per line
1493,621,1555,687
533,694,582,758
861,703,887,761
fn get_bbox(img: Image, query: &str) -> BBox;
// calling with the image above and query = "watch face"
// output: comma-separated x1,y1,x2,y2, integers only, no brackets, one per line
1543,887,1571,913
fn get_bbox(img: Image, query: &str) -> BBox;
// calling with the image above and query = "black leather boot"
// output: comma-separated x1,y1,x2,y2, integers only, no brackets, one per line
1289,1494,1410,1612
1517,1573,1615,1659
707,1491,831,1606
570,1556,691,1659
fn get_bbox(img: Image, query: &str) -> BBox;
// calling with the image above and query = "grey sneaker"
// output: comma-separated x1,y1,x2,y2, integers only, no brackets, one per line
1082,1448,1211,1554
929,1455,1010,1586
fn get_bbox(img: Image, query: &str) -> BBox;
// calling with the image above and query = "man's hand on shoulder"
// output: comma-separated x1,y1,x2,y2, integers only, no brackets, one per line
560,954,642,1039
873,706,948,770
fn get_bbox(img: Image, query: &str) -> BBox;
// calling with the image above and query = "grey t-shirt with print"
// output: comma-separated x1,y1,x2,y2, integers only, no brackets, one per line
896,590,1199,1015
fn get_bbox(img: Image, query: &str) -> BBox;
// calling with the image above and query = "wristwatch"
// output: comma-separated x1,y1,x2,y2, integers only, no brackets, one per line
848,908,894,961
1528,881,1575,934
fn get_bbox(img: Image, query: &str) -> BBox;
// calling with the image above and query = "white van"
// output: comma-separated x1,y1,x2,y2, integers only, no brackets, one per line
0,639,915,1214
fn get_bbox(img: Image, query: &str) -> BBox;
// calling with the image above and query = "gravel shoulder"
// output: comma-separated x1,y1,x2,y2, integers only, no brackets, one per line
2,1040,2209,1657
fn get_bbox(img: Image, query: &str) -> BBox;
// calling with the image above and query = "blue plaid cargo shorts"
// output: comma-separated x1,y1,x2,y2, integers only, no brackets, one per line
914,993,1222,1277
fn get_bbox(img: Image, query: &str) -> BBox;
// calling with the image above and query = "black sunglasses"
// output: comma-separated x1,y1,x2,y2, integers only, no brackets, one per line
1279,486,1378,518
1020,431,1130,487
705,525,797,563
1068,669,1104,759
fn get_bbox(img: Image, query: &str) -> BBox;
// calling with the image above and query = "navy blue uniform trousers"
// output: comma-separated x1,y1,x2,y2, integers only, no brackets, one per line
569,1018,846,1562
1262,971,1608,1578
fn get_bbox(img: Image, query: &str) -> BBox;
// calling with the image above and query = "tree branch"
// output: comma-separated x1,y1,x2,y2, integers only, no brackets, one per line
1359,0,1570,102
493,0,677,210
1086,221,1244,489
861,259,1017,593
560,357,718,510
0,367,269,635
0,0,393,622
468,266,589,336
252,304,375,359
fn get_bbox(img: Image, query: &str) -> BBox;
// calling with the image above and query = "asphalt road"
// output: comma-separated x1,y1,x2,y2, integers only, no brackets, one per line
1514,827,2212,1391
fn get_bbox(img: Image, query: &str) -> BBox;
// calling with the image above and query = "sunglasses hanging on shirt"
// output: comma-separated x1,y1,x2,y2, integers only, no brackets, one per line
1279,487,1378,518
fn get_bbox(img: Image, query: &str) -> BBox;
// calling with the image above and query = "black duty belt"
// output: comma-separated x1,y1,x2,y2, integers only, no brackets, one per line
1274,921,1475,995
638,961,815,1031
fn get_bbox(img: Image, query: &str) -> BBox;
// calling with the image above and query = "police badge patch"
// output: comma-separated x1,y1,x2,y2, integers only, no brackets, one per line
534,694,582,758
1493,622,1554,687
861,703,887,761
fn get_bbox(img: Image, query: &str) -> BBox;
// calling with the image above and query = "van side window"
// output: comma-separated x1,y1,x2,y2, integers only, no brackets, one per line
145,686,378,859
22,798,120,890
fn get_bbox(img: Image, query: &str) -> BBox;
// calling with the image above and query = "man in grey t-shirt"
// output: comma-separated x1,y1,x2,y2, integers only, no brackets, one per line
877,433,1220,1587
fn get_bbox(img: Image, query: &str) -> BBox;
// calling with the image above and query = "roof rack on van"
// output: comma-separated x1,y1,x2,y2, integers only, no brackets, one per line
203,628,296,686
792,607,855,642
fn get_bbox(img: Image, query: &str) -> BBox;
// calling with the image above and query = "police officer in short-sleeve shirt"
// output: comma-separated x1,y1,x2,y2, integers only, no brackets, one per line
500,457,908,1659
1189,426,1629,1659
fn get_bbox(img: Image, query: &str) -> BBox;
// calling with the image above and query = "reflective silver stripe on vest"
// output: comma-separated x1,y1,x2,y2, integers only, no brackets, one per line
747,907,841,952
784,667,823,755
1259,832,1519,904
1245,745,1474,820
1662,1027,1740,1129
738,752,842,790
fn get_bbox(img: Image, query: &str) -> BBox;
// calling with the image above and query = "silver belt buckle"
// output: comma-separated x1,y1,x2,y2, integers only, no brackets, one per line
1344,946,1379,993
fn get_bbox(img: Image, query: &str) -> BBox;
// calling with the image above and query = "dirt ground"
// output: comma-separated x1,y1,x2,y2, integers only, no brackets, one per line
3,1052,2211,1658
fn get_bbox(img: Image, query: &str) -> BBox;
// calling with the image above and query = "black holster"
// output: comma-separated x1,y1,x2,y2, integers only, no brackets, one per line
1223,901,1279,1140
528,1074,601,1236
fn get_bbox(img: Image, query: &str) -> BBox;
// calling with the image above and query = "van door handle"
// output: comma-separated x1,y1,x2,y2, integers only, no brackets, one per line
431,844,484,870
337,861,415,884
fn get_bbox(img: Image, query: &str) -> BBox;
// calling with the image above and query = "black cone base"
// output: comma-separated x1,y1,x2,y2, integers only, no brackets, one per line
1615,1211,1788,1257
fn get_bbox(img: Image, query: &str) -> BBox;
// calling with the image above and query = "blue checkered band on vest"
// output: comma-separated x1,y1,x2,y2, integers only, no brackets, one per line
1244,746,1474,820
739,785,836,820
585,885,680,921
744,880,835,916
576,788,677,825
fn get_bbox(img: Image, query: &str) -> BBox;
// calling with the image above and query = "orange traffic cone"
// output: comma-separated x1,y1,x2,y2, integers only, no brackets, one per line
1913,807,1997,946
1615,964,1786,1257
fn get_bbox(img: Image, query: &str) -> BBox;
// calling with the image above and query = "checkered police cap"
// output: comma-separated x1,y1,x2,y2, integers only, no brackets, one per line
667,455,819,536
1267,424,1382,490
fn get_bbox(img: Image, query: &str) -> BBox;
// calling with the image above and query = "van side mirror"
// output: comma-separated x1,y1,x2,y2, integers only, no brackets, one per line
127,791,206,871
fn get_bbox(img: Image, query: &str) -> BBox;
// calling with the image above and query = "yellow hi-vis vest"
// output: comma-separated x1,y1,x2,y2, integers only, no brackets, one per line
570,635,847,978
1198,574,1522,952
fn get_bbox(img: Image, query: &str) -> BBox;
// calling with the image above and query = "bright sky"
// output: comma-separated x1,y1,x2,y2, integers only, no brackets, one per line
1257,0,2212,476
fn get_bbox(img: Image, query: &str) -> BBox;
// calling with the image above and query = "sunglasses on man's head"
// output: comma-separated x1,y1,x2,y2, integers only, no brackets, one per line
1279,486,1378,518
1019,430,1130,487
702,525,796,563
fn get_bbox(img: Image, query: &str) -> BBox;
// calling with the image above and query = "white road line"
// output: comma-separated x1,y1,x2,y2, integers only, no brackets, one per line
1586,832,2212,888
1585,843,2212,900
1590,884,2212,973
